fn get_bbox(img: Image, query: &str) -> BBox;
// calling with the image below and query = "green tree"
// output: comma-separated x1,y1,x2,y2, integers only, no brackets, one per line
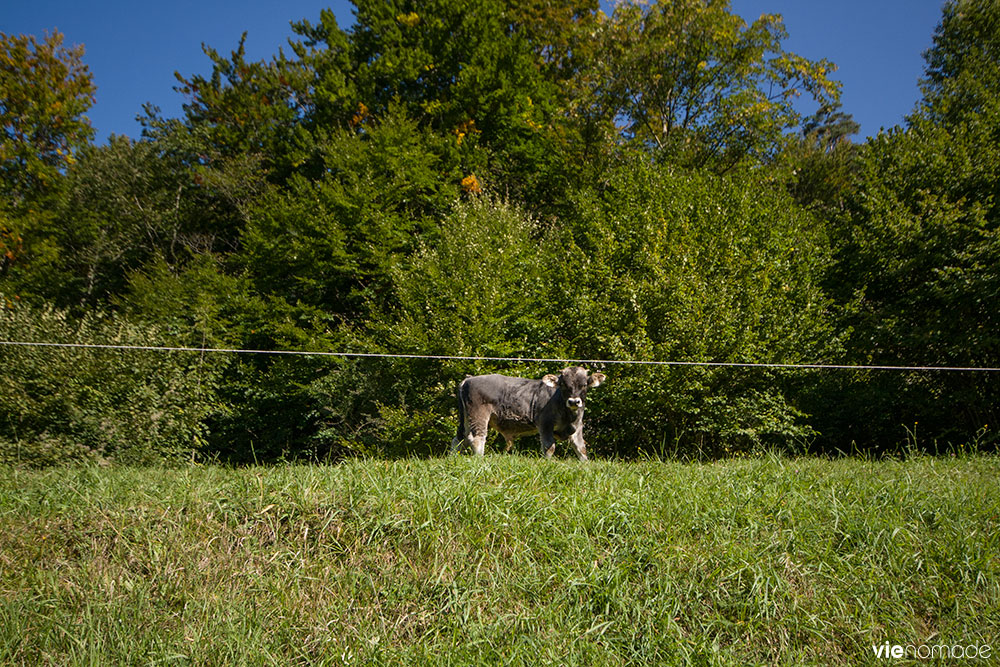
561,160,837,455
145,34,314,181
10,129,267,307
114,254,340,464
46,137,202,303
238,106,462,315
919,0,1000,129
0,294,224,466
508,0,601,79
824,0,1000,448
0,31,95,289
583,0,840,171
801,101,860,151
0,31,94,202
783,102,861,215
291,0,595,208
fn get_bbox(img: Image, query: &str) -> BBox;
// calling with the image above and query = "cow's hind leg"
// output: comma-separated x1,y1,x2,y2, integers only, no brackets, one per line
471,431,487,456
449,405,465,454
466,408,490,456
450,380,468,455
452,430,486,456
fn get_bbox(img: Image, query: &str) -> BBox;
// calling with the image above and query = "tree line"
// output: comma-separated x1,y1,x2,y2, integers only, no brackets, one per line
1,0,997,465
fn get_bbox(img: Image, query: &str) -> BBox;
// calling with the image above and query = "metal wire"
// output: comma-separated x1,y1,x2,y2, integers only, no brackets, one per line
1,339,998,372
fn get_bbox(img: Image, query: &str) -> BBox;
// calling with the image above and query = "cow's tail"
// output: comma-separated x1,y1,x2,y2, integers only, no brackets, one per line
449,377,470,454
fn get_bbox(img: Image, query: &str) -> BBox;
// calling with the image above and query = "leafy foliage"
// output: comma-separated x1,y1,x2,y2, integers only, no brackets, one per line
0,31,94,202
561,161,837,454
0,297,224,465
583,0,840,170
0,31,95,294
782,102,861,216
1,1,997,463
822,0,1000,449
239,107,461,314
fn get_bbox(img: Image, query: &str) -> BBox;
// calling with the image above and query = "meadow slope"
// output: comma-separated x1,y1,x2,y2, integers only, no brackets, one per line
1,455,998,665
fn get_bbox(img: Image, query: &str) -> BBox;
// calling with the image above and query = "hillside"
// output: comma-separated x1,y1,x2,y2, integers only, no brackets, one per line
2,455,997,664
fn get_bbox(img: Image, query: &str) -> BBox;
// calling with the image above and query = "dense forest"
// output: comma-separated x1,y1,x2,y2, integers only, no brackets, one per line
1,0,997,465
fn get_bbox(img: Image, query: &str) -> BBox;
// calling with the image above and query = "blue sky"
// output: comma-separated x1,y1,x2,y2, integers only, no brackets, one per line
5,1,945,144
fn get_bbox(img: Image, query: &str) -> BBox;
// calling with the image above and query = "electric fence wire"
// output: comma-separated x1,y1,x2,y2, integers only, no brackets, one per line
1,340,999,372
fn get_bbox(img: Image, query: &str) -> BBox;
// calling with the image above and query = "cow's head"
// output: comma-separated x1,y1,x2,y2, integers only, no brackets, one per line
542,366,606,412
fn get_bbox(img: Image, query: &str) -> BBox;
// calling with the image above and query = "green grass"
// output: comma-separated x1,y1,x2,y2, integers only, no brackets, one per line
1,454,998,665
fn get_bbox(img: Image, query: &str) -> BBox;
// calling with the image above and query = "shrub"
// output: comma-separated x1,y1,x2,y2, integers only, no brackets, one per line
353,167,839,458
0,297,224,466
560,160,840,455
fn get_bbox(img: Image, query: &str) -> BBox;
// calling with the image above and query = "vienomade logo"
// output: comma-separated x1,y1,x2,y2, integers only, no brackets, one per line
871,641,992,660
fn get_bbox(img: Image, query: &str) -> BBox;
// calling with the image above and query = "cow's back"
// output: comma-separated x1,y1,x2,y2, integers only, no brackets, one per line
461,374,549,419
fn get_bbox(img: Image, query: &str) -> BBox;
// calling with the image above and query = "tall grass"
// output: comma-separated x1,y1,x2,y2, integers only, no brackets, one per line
1,455,998,665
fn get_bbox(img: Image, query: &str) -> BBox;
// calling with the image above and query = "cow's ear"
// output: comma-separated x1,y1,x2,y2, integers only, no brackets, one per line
542,374,559,388
588,372,606,388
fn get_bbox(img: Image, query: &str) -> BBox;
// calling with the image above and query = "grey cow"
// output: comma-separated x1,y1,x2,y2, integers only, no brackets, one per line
450,366,606,461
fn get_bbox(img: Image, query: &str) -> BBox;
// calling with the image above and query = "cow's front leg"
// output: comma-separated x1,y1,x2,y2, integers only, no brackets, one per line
539,429,557,459
571,430,588,462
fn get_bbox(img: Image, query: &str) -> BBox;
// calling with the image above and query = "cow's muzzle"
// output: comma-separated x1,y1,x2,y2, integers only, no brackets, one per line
566,397,583,410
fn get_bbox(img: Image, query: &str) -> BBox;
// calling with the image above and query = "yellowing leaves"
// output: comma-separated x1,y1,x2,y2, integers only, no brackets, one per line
396,12,420,28
0,31,94,198
461,173,482,193
350,102,369,128
595,0,840,167
453,119,479,145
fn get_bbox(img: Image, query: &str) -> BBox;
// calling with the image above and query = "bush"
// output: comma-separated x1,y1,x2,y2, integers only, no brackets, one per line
352,166,839,458
560,160,840,455
0,297,225,466
117,255,344,464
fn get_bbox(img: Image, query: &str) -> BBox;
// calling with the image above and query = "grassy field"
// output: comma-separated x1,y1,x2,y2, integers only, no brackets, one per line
1,454,998,665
